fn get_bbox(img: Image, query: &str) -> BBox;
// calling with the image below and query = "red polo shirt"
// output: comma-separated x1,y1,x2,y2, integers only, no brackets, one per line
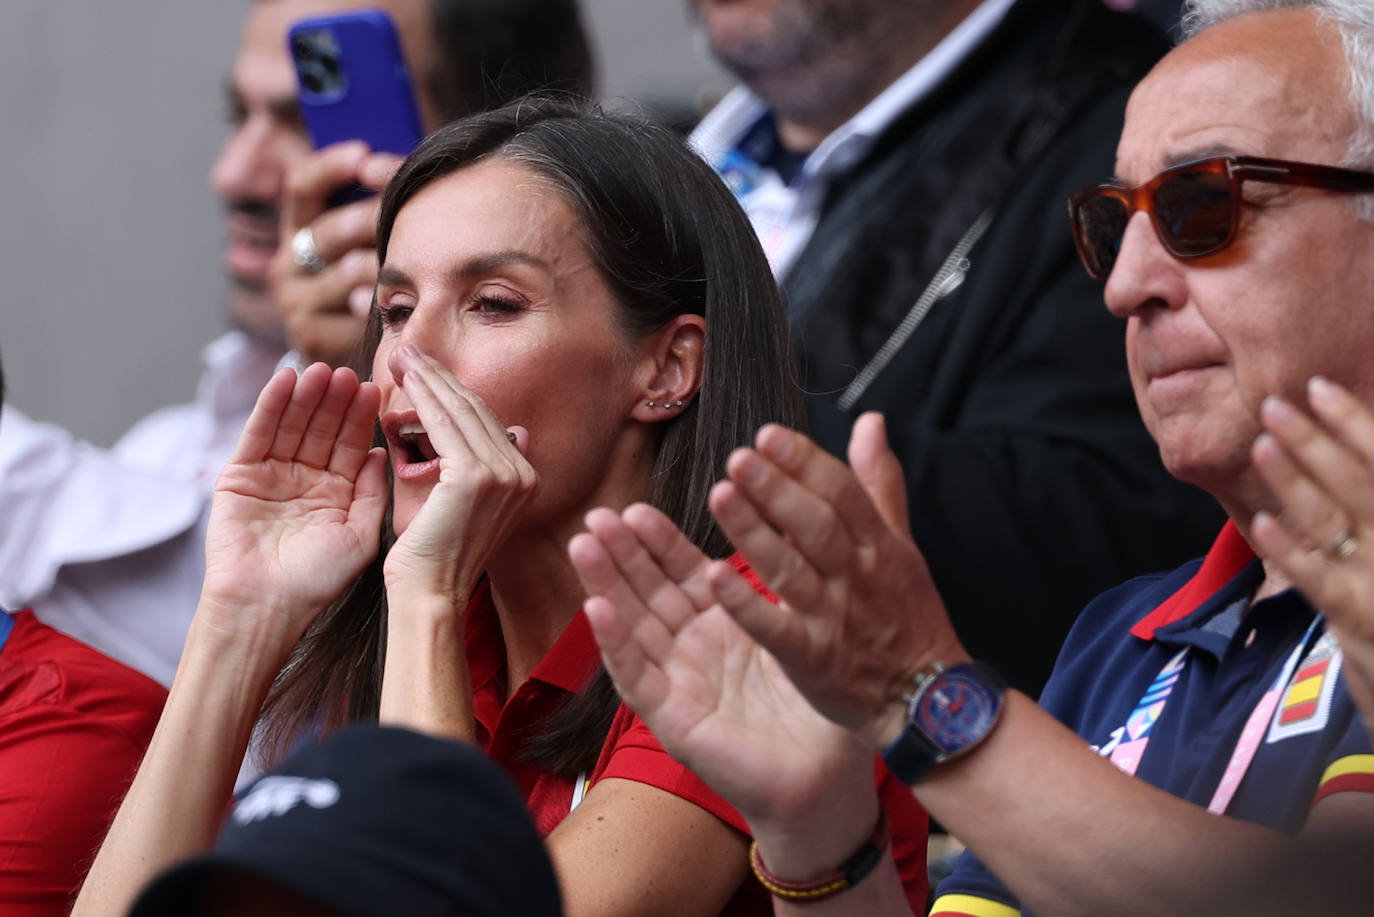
465,562,930,914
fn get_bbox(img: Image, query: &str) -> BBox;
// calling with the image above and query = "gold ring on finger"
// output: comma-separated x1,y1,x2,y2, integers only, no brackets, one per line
1330,531,1359,561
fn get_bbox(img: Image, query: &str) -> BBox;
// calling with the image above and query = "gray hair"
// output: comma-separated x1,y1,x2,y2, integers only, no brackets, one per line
1181,0,1374,218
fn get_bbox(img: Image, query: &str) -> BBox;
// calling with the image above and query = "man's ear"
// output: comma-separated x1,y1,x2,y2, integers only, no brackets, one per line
630,314,706,422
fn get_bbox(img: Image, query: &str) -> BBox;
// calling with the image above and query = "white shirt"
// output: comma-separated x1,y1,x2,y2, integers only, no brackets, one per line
0,331,282,686
690,0,1017,280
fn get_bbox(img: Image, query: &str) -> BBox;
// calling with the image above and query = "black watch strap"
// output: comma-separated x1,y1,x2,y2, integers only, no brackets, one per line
882,718,946,784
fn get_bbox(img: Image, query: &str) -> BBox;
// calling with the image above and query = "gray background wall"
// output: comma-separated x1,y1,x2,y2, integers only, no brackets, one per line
0,0,729,446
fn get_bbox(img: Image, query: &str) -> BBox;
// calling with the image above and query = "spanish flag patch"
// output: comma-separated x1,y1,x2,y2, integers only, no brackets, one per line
1267,632,1342,742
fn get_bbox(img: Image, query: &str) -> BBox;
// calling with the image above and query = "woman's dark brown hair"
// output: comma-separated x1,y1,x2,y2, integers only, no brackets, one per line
257,97,804,774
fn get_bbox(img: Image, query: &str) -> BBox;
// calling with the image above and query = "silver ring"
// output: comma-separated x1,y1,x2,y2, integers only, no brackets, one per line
290,226,327,274
1331,531,1359,561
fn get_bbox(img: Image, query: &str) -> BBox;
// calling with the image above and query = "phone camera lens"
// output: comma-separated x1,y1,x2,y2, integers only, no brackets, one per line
292,29,346,96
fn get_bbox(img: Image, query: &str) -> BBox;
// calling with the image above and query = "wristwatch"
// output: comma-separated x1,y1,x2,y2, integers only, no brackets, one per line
882,660,1006,785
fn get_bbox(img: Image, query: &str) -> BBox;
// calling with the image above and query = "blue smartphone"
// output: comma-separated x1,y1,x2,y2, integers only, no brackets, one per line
288,9,424,205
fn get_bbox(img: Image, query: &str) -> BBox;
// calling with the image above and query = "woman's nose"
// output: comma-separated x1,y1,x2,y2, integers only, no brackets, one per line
387,340,418,386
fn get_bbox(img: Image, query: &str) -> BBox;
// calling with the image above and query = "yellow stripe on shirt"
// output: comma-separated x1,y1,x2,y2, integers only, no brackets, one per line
929,893,1021,917
1320,754,1374,784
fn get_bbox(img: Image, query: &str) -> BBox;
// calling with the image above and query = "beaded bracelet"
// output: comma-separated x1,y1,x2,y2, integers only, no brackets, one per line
748,809,891,903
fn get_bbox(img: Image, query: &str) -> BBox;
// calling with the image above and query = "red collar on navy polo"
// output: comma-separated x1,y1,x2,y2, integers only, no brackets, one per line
1129,521,1255,641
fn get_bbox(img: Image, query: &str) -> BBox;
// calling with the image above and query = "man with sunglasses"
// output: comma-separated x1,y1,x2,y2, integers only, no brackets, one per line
572,1,1374,914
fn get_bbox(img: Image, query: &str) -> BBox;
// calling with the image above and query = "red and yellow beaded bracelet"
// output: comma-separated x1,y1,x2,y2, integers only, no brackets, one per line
748,810,891,903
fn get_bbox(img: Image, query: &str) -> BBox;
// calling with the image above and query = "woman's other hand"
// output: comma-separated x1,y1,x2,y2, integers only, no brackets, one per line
381,344,536,607
1251,376,1374,735
569,503,876,850
703,414,969,752
202,363,388,645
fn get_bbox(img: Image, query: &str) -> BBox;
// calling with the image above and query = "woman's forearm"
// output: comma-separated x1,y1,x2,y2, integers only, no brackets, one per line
71,607,298,917
379,590,475,741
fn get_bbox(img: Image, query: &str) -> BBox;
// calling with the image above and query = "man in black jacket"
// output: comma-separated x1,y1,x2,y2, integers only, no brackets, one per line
689,0,1225,696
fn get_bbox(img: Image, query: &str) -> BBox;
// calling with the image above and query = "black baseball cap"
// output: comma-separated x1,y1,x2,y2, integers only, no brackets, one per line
128,724,562,917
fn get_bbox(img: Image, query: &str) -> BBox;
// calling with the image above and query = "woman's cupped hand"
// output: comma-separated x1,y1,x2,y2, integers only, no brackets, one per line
381,344,537,608
201,363,389,646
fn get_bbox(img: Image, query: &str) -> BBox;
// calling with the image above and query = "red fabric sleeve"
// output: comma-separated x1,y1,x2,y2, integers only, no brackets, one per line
592,706,930,910
0,612,166,917
592,703,751,833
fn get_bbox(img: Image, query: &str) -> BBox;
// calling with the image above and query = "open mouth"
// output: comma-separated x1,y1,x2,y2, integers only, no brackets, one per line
394,422,438,465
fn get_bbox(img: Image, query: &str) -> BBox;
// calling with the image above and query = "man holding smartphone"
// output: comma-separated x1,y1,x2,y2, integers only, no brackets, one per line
270,0,595,369
0,0,594,693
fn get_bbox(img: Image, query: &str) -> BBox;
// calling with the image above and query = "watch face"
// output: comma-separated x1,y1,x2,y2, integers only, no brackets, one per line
916,667,1001,755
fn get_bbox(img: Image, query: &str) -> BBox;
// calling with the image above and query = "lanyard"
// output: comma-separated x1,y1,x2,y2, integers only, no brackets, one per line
569,771,590,813
1105,614,1323,815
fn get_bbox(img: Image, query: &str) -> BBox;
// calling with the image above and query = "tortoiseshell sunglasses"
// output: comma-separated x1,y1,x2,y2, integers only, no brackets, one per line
1068,155,1374,281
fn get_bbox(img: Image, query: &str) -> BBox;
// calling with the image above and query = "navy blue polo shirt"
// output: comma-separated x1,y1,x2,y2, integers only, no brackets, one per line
932,523,1374,917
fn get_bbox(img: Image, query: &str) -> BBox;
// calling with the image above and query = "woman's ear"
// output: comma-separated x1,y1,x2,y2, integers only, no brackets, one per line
631,314,706,422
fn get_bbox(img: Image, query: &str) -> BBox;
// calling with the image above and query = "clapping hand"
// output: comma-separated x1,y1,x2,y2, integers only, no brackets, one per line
700,414,969,752
569,503,874,832
1251,377,1374,733
202,363,388,644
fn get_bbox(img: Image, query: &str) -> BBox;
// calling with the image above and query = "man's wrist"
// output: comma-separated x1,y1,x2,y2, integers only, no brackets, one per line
881,656,1003,785
870,643,973,750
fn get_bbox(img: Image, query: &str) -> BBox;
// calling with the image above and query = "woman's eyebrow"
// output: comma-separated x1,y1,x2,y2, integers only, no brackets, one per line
450,251,553,283
376,265,411,287
376,252,553,289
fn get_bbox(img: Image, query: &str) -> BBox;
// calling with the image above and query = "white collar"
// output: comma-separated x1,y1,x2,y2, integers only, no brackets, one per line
196,330,287,424
692,0,1018,178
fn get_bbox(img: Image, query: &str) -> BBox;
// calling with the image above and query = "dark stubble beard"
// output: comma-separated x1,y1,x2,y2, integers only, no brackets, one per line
691,0,950,138
224,197,289,352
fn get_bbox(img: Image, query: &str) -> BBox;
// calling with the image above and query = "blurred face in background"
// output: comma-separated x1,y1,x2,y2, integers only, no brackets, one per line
688,0,872,78
209,0,436,351
686,0,956,134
